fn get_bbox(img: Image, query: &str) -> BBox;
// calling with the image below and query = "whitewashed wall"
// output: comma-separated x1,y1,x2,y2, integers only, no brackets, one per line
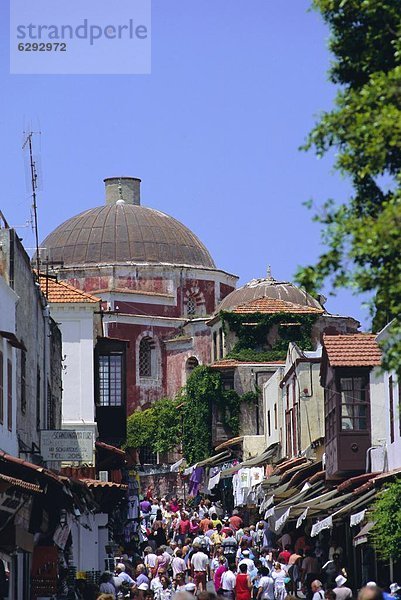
50,305,98,443
263,367,284,450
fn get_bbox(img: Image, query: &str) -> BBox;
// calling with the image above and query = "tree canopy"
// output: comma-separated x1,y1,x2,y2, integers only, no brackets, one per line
370,480,401,560
296,0,401,372
125,397,183,455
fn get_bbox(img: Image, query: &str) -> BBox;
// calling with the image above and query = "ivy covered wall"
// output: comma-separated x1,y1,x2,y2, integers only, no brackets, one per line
221,310,319,362
125,366,257,465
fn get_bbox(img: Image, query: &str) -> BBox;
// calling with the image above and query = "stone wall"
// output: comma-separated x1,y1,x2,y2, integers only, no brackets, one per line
0,228,63,464
139,469,185,500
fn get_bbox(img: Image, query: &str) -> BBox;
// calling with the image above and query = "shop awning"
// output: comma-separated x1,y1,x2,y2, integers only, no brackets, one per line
220,443,279,478
332,489,376,519
278,480,324,508
215,437,243,452
196,451,231,468
310,489,376,537
170,458,185,472
353,521,375,547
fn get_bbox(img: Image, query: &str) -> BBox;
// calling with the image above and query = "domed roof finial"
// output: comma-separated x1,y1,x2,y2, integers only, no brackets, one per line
266,265,274,281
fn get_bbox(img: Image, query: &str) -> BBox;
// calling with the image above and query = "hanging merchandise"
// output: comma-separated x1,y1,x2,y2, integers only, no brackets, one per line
250,467,264,487
208,471,221,491
188,466,204,496
128,496,140,520
239,468,251,489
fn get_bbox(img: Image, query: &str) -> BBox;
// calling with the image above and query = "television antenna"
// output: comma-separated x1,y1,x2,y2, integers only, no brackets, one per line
22,130,41,277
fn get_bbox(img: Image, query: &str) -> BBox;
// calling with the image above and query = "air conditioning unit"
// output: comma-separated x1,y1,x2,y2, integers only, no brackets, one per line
99,471,109,482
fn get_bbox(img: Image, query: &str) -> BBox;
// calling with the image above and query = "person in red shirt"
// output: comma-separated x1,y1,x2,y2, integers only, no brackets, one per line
178,512,191,543
229,512,243,532
278,545,292,565
235,563,252,600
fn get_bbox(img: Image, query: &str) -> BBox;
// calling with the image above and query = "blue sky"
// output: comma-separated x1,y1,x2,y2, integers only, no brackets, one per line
0,1,371,326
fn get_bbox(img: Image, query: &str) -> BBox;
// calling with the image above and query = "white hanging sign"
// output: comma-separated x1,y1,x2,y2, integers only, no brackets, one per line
311,515,333,537
264,507,275,519
275,508,291,532
296,507,309,529
350,509,366,527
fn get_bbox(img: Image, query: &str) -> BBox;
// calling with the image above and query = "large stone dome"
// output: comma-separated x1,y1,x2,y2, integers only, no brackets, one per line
217,275,324,312
40,177,216,269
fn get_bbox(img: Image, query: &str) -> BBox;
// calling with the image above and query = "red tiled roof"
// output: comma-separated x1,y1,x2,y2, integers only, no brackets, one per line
210,359,285,369
231,297,324,315
81,478,128,490
0,473,42,493
39,276,100,304
0,450,62,485
272,456,308,476
95,441,126,457
337,472,377,493
323,333,382,367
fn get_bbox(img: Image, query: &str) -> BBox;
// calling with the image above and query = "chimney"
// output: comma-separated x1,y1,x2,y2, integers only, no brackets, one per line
104,177,141,206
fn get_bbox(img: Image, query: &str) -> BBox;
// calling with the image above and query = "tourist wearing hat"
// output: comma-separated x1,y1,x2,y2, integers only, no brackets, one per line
333,574,352,600
184,582,196,595
390,584,401,599
238,550,255,575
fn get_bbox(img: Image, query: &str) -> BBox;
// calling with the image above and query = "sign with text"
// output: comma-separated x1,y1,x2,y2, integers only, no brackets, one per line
10,0,151,74
41,430,94,462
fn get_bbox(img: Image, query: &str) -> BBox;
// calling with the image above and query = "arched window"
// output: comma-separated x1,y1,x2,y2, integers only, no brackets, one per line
186,356,199,376
139,337,154,378
186,296,197,317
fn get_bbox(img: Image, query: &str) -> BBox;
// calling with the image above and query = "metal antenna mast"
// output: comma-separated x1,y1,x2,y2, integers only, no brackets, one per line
22,131,40,277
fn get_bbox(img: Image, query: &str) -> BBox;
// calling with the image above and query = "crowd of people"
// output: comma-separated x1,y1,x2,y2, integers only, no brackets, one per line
69,495,401,600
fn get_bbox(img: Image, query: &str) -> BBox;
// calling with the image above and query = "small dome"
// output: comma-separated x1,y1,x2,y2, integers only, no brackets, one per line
41,204,216,269
217,275,323,312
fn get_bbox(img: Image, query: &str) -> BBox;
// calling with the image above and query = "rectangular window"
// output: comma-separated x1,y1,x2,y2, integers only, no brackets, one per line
47,383,55,430
213,331,217,362
36,366,41,431
139,446,158,465
340,376,369,431
325,384,337,442
7,359,12,431
267,410,271,437
0,351,3,424
274,403,277,429
285,408,293,456
389,375,394,443
219,328,224,359
21,350,26,414
98,353,122,406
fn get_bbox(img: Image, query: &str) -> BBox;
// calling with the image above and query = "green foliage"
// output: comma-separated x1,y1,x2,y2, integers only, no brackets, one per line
125,368,259,465
180,366,217,464
221,311,318,362
125,397,182,455
227,348,288,362
180,366,259,464
296,0,401,372
370,480,401,560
